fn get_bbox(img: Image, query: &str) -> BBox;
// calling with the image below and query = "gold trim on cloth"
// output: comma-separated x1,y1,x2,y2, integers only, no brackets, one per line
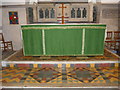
21,26,106,30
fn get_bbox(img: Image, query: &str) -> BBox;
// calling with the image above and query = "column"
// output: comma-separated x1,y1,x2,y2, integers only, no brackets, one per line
88,2,93,22
96,2,102,23
33,6,38,22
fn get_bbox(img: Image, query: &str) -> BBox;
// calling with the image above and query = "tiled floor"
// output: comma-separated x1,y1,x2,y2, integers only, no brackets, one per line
1,49,120,88
1,66,120,87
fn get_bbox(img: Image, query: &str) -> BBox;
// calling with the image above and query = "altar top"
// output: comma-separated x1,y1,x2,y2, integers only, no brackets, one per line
21,23,106,30
21,23,106,26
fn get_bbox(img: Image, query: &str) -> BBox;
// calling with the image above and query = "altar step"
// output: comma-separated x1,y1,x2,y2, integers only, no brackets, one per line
4,48,120,61
1,61,120,68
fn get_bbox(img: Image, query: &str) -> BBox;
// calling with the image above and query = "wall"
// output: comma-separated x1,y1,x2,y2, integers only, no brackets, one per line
0,1,2,31
2,0,25,5
98,4,118,31
37,3,93,23
2,6,27,50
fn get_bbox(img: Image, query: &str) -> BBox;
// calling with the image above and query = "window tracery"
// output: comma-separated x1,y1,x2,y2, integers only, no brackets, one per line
39,8,44,18
71,8,75,18
82,8,87,18
45,8,49,18
50,8,55,18
77,8,81,18
28,7,33,23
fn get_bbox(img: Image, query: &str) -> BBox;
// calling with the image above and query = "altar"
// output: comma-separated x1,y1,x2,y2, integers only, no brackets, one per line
21,23,106,56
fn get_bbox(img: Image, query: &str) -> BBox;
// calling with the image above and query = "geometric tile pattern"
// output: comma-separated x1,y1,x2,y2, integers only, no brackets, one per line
29,67,62,83
96,67,120,84
67,67,100,83
1,67,120,86
2,67,30,83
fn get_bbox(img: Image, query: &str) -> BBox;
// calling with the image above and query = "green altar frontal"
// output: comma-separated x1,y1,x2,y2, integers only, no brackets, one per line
21,24,106,56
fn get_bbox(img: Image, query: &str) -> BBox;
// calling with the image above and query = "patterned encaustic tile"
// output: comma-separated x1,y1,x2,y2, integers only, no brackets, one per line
1,66,120,86
5,63,120,68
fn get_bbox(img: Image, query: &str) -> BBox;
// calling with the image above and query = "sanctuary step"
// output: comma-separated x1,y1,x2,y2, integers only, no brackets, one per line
4,48,120,61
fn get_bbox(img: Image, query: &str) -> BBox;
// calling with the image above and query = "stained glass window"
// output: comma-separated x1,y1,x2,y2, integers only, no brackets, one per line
50,8,55,18
45,9,49,18
39,9,44,18
9,12,19,24
82,8,87,18
77,8,81,18
71,8,75,18
28,7,33,23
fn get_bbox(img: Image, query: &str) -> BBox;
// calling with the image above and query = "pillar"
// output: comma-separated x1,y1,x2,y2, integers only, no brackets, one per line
33,6,38,22
88,2,93,22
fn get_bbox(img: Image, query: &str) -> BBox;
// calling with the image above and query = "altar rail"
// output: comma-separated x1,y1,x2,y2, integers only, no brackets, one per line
105,31,120,54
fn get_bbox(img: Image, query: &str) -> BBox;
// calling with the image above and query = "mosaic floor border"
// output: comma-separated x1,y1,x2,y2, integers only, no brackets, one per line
1,67,120,87
2,63,120,68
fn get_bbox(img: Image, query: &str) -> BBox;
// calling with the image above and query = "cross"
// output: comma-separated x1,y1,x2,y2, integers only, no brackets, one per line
59,3,67,24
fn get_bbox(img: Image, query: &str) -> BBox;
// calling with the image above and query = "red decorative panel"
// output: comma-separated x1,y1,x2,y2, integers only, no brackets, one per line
17,64,30,67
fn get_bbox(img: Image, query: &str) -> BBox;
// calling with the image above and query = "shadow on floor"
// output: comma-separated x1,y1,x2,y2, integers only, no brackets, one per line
2,50,15,60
